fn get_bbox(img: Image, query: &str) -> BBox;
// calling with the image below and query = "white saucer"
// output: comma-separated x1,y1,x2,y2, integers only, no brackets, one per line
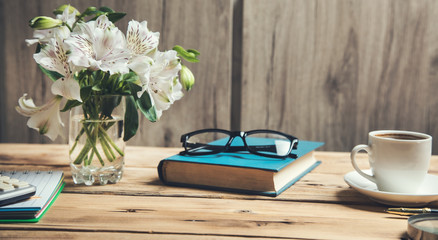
344,170,438,206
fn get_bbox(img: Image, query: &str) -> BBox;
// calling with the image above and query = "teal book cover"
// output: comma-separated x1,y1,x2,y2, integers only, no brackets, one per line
158,139,324,196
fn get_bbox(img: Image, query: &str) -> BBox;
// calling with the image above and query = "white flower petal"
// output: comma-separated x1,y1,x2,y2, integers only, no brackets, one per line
145,50,184,117
15,94,38,116
26,26,71,46
127,20,159,56
25,39,40,46
16,95,64,141
66,18,129,74
57,6,78,26
98,48,130,74
95,15,112,29
51,77,81,101
129,55,153,97
33,36,71,78
65,34,93,68
150,50,181,78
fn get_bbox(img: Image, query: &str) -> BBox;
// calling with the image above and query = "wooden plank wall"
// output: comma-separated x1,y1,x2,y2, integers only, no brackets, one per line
239,0,438,153
1,0,438,154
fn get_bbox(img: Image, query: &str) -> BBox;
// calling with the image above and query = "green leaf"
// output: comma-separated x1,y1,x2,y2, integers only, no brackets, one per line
81,7,98,16
107,12,126,23
99,6,115,13
101,95,122,117
107,73,120,93
80,86,92,101
38,65,63,82
88,7,125,23
121,72,140,83
92,85,102,92
75,69,89,85
35,43,42,53
128,82,142,96
60,100,82,112
137,91,157,122
88,11,107,21
123,95,139,141
172,45,200,63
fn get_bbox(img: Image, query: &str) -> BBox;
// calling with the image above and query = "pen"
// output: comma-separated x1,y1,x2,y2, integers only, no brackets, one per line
386,207,438,216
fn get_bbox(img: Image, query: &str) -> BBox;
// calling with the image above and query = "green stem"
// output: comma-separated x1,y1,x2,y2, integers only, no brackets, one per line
70,128,85,155
64,23,73,32
103,137,116,160
83,122,105,166
83,155,89,167
99,134,115,162
71,128,88,162
73,140,92,164
87,150,94,166
99,125,124,156
70,139,78,155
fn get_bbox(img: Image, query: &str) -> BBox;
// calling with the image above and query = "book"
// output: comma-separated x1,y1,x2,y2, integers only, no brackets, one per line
158,139,324,196
0,171,64,223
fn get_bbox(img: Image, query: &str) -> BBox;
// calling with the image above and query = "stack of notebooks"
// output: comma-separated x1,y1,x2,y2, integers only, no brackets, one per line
0,171,64,223
158,139,324,196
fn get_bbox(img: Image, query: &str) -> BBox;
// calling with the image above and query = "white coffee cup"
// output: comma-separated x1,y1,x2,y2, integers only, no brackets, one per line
350,130,432,193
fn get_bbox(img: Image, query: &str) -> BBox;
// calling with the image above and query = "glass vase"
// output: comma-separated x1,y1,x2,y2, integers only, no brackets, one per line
68,95,126,185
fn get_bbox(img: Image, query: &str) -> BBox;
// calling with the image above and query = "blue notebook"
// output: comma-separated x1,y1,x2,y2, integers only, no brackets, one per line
158,139,324,196
0,171,64,222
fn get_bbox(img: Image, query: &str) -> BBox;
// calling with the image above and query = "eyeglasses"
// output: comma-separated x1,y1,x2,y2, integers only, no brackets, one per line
179,129,299,158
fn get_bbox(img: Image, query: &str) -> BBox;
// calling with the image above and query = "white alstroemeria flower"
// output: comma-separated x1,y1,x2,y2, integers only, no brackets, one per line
56,5,78,26
33,36,81,101
25,6,78,46
148,50,183,119
128,55,153,97
65,15,130,75
150,50,181,78
25,27,71,46
15,94,64,141
128,56,154,97
126,20,159,57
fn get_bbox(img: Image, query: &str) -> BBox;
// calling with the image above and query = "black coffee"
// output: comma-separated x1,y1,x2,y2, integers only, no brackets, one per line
375,133,426,140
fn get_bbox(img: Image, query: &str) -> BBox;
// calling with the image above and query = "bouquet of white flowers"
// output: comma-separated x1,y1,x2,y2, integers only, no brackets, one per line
16,5,199,185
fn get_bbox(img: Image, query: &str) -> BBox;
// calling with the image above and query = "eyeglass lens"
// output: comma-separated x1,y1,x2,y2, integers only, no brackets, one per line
245,132,292,157
186,132,230,153
185,131,292,157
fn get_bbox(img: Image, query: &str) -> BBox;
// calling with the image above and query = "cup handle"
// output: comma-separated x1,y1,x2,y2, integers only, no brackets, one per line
350,144,376,183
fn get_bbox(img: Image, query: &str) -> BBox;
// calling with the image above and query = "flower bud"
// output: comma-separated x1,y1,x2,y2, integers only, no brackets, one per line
29,16,63,30
53,4,80,16
180,65,195,91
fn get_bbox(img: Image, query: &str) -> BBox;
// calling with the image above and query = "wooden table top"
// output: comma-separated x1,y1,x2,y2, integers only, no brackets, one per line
0,143,436,239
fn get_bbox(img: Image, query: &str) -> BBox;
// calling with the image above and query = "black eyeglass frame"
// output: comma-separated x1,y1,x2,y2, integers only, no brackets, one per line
180,128,299,159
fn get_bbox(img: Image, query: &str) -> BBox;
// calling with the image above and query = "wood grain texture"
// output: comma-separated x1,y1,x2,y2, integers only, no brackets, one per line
0,0,232,147
2,143,434,239
241,0,438,153
4,194,404,240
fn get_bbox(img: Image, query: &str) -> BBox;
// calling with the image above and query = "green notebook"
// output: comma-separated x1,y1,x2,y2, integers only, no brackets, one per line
0,171,64,223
